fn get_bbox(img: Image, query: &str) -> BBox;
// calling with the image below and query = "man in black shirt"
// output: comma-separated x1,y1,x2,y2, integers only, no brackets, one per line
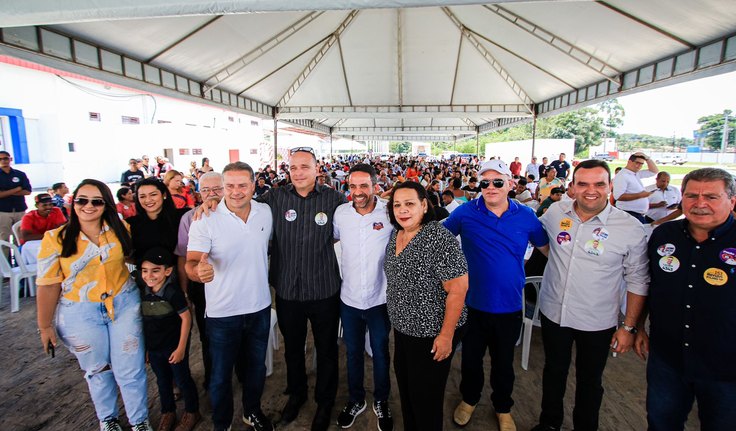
638,167,736,430
549,153,571,183
257,148,347,431
254,175,271,198
538,157,549,181
461,177,481,201
121,158,145,187
0,150,31,254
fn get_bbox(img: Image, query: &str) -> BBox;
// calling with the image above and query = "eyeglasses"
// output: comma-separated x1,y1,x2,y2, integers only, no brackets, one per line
200,186,224,194
74,197,106,207
289,146,315,155
479,179,506,189
0,157,10,161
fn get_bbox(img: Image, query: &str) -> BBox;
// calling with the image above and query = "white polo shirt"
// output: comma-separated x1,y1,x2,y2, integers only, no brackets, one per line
333,198,393,310
188,198,272,318
645,185,681,221
612,168,655,214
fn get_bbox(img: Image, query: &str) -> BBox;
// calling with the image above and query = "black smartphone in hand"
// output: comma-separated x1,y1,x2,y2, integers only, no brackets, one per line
48,341,55,358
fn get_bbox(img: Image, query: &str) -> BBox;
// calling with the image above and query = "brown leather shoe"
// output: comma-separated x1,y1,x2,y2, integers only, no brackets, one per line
157,412,176,431
496,412,517,431
174,411,201,431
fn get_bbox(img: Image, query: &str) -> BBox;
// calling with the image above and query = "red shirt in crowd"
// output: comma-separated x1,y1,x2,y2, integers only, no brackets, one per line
116,202,137,219
510,161,522,176
20,207,66,245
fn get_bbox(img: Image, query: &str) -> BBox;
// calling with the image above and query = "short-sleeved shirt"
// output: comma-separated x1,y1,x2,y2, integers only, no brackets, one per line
52,194,68,219
538,178,564,201
613,168,656,214
384,221,468,338
444,198,548,313
549,160,571,179
20,208,66,244
188,199,272,317
36,222,136,320
0,168,31,212
648,217,736,381
257,184,347,301
539,200,650,331
120,170,144,185
333,198,393,310
116,202,137,219
141,278,188,351
645,185,681,221
127,208,188,264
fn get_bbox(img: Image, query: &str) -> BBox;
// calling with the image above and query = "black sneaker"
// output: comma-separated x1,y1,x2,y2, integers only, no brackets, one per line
99,419,123,431
280,394,306,425
373,400,393,431
336,400,367,428
243,410,274,431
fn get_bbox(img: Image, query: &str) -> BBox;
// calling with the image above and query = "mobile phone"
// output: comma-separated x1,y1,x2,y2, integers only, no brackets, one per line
48,341,55,358
611,340,618,358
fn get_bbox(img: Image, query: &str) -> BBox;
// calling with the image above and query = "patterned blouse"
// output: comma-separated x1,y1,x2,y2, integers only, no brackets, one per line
36,222,136,320
384,221,468,338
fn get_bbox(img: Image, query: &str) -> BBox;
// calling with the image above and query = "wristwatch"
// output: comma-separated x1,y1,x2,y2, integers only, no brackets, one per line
622,324,638,334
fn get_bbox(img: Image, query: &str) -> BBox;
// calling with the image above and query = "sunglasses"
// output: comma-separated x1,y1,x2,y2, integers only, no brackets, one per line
289,146,315,156
479,179,506,189
74,197,106,207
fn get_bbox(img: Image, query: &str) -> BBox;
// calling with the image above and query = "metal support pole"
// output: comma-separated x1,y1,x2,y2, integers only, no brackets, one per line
476,131,480,158
273,113,279,168
531,115,537,157
330,133,334,160
722,111,730,153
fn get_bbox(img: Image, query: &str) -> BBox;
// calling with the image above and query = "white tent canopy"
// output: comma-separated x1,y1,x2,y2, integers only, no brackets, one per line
1,0,735,141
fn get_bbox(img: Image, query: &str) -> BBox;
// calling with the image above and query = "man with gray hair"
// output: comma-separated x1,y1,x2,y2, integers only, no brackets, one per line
645,171,681,223
637,167,736,430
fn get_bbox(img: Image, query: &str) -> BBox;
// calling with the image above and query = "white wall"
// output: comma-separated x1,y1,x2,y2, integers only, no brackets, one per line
484,139,575,165
0,61,266,190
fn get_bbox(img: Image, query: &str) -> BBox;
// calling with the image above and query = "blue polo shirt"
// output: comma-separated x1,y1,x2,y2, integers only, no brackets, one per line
444,198,548,313
0,168,31,212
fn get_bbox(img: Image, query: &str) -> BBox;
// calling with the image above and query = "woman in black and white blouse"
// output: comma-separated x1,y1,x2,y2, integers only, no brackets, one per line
383,180,469,431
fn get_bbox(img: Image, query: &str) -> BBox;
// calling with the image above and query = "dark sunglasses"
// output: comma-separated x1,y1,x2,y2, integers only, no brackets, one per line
74,197,106,207
479,179,506,189
289,146,315,156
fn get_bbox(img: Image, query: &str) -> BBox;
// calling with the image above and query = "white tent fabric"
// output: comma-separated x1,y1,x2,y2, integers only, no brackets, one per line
1,1,735,141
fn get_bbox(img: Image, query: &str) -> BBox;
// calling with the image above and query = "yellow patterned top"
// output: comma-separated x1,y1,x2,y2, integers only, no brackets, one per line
36,222,136,320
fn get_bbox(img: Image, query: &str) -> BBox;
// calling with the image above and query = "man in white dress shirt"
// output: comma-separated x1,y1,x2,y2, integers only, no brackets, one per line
333,164,394,431
645,171,681,223
612,152,659,223
531,159,650,431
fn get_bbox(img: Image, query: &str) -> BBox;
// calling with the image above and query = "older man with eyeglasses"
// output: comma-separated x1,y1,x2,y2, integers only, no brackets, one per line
0,150,31,256
444,159,549,431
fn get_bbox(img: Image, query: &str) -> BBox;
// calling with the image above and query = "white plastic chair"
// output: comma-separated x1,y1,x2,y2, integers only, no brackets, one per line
266,308,279,376
11,220,22,246
0,240,38,312
521,276,543,371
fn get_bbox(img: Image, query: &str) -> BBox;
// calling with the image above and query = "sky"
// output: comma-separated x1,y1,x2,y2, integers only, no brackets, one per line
616,71,736,139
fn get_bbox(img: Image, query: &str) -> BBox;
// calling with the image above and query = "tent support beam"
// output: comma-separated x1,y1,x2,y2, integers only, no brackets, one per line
595,1,695,49
146,15,222,63
397,9,404,107
335,126,475,132
484,5,621,84
273,111,279,168
336,36,353,106
277,10,360,107
204,11,324,94
277,104,531,119
449,31,463,105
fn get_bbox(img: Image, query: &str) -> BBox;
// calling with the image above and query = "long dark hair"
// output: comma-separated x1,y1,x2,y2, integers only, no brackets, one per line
59,179,133,258
133,177,179,227
387,180,436,230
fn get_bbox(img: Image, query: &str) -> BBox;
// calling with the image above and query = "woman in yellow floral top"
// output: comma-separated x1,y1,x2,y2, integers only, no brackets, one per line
36,179,151,431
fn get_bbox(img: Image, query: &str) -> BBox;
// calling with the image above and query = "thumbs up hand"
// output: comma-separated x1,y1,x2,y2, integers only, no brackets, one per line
197,253,214,283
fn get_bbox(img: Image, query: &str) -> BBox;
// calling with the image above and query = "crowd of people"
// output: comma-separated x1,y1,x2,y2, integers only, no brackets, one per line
0,145,727,431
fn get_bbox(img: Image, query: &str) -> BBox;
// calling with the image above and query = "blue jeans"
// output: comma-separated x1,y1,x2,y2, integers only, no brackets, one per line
55,286,148,425
207,306,270,430
340,302,391,403
647,350,736,431
148,345,199,414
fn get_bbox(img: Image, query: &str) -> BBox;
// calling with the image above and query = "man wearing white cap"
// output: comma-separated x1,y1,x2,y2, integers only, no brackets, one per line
445,159,549,431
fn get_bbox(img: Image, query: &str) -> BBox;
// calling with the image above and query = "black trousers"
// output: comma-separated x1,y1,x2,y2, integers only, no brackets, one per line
188,281,211,388
539,313,615,431
459,308,523,412
275,293,340,406
393,326,465,431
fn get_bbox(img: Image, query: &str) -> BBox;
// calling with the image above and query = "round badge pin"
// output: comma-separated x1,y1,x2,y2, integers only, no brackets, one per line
556,231,571,245
559,218,573,231
11,177,19,183
284,209,297,222
656,243,676,256
584,239,604,256
658,255,680,273
314,212,328,226
720,248,736,265
704,267,728,286
591,227,609,241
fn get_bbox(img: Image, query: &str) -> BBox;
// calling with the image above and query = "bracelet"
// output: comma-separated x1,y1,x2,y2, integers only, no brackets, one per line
37,326,52,334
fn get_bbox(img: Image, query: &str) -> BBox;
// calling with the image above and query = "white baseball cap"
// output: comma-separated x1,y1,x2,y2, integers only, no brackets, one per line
478,160,512,177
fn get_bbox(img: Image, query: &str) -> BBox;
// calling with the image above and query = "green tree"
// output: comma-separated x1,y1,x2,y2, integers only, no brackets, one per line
389,141,412,154
548,108,605,153
599,98,625,138
696,110,736,151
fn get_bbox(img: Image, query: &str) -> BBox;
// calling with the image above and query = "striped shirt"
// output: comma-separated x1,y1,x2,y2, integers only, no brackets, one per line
257,184,347,301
